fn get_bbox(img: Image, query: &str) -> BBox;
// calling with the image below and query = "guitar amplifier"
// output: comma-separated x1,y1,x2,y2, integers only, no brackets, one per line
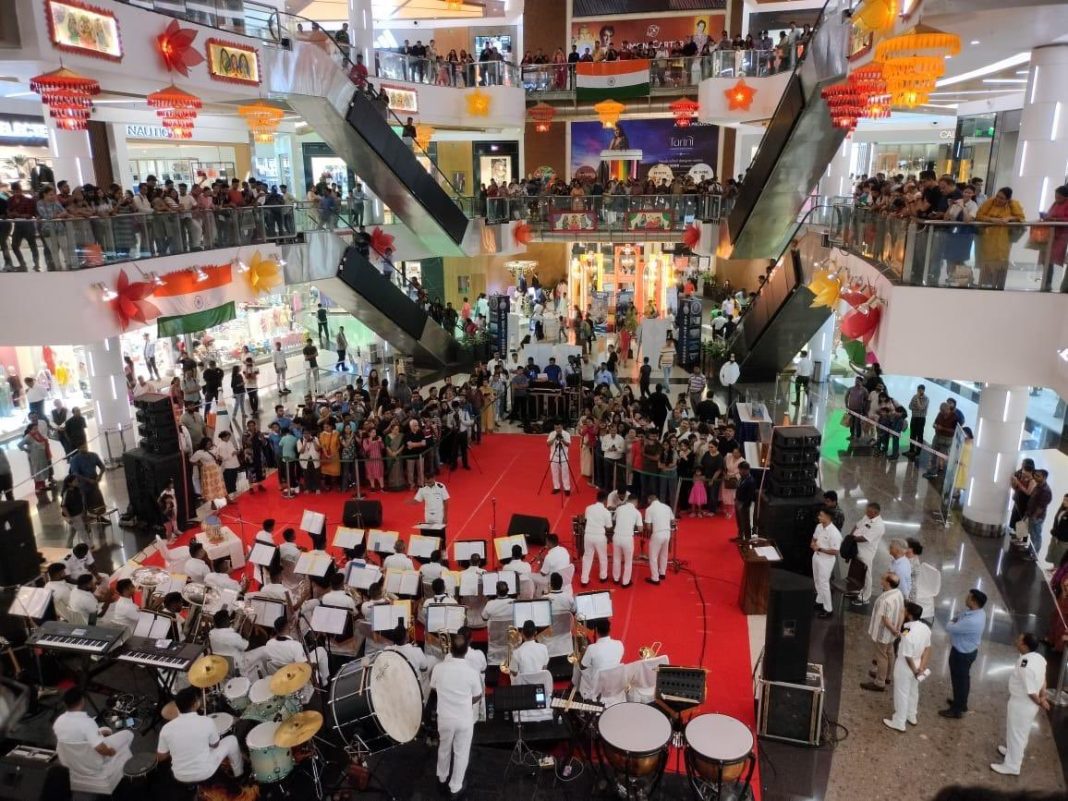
0,747,69,801
758,663,824,746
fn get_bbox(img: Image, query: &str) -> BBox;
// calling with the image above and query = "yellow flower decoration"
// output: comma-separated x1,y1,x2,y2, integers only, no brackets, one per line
246,250,283,295
466,89,490,117
807,268,843,309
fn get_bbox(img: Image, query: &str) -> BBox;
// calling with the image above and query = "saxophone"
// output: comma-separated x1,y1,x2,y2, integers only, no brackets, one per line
500,626,522,674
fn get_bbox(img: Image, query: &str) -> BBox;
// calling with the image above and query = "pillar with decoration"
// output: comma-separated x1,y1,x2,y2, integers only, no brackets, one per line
347,0,374,67
85,336,137,463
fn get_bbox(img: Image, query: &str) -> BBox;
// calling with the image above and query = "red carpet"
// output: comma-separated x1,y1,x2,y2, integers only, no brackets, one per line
148,432,759,793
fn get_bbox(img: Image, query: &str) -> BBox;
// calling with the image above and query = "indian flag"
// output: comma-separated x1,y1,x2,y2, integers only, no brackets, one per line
575,59,651,102
152,264,253,336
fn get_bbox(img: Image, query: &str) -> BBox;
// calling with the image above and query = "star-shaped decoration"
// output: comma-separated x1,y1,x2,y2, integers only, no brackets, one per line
245,251,283,295
806,268,843,309
724,79,756,111
466,89,491,117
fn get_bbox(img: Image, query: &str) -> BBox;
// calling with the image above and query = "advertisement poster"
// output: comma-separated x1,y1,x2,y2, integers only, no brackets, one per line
206,39,261,85
46,0,122,61
479,155,512,187
549,211,598,232
571,118,719,184
626,210,673,231
571,14,726,52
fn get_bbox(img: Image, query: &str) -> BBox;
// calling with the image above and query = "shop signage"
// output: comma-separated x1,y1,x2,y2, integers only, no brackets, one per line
380,84,418,113
125,123,179,139
205,38,260,86
44,0,123,61
0,116,48,146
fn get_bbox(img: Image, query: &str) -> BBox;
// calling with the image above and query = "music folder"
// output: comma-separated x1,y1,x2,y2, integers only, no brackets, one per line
481,571,518,596
493,534,528,561
368,530,399,554
575,590,613,621
385,569,420,597
425,603,466,634
333,526,365,549
372,601,412,632
458,570,482,597
249,597,287,627
512,599,552,629
345,563,382,590
311,605,351,635
249,543,277,567
454,540,486,563
408,534,438,560
134,611,173,639
301,510,326,535
11,587,52,620
294,551,333,577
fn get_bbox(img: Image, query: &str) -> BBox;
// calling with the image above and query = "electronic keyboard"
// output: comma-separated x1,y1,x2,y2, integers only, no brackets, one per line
117,637,204,671
28,621,124,655
551,696,604,714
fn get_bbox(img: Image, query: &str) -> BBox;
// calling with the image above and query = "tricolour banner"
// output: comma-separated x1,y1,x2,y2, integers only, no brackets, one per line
575,59,650,101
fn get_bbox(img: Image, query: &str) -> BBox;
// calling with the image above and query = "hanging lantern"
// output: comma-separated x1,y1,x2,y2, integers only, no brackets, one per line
875,33,961,63
593,99,624,129
147,84,202,138
852,0,898,34
414,123,434,151
529,102,556,133
30,67,100,131
670,97,699,127
875,33,960,108
445,0,463,10
238,101,284,143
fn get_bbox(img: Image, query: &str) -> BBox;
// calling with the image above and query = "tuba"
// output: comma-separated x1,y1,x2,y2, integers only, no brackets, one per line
638,641,662,660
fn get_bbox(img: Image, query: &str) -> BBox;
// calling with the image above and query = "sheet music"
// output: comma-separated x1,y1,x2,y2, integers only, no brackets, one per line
134,611,172,639
458,570,482,597
754,546,781,561
493,534,528,561
408,534,438,560
345,563,382,590
372,601,411,632
333,527,365,549
368,530,399,554
311,605,350,635
385,569,420,597
249,543,277,567
425,604,467,633
12,587,51,619
440,570,459,595
294,551,333,577
575,591,613,620
512,599,552,628
414,523,446,533
249,598,286,626
482,571,518,595
454,541,486,562
301,510,326,535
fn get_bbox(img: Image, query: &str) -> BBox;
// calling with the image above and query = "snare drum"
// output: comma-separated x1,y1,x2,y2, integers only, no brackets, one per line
684,713,755,786
597,702,672,778
224,677,251,712
210,712,235,738
249,677,275,706
328,651,423,753
246,721,295,783
123,752,158,788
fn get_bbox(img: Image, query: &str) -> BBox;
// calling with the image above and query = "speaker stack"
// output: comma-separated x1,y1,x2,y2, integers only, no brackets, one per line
758,426,824,576
133,393,178,455
0,501,39,586
123,449,192,531
767,426,820,498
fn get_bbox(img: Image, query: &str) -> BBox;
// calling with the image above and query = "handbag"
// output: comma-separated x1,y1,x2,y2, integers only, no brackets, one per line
724,474,739,489
1026,225,1051,249
1013,518,1030,542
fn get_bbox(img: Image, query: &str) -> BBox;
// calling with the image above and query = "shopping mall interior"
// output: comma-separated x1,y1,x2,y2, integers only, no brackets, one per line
0,0,1066,799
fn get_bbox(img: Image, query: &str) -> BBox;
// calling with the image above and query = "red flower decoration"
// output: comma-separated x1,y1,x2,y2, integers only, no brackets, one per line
513,222,532,245
840,304,882,345
839,286,873,308
682,224,701,249
725,79,756,111
157,20,204,77
110,269,161,331
370,227,395,256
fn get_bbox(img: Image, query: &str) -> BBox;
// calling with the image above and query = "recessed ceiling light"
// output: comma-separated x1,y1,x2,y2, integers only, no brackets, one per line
982,78,1028,84
1016,70,1029,75
970,40,980,45
938,52,1031,87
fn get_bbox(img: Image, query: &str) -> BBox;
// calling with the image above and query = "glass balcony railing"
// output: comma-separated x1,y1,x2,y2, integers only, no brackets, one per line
834,205,1068,293
374,50,521,88
484,193,726,231
521,50,782,95
116,0,277,40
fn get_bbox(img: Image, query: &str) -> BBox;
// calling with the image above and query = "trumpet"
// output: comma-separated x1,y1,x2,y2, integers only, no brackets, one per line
638,641,662,660
500,626,522,674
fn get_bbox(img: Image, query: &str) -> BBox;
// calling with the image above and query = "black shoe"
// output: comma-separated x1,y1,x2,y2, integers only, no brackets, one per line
564,490,571,496
551,489,560,495
816,610,833,619
938,709,963,719
437,780,450,796
645,578,660,585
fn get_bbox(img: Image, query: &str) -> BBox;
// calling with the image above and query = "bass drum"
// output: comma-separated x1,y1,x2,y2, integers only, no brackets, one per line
328,651,423,752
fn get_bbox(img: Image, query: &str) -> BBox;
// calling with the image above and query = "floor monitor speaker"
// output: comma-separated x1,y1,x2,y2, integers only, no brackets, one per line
764,571,816,684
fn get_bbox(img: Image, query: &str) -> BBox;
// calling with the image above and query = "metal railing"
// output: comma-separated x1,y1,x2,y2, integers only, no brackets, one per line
484,193,725,229
521,50,782,95
375,50,521,88
117,0,276,40
835,206,1068,293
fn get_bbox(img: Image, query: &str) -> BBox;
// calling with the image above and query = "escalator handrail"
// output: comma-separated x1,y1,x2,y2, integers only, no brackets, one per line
266,10,469,206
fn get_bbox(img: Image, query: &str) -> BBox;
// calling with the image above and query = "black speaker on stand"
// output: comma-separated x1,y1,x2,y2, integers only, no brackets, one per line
756,493,823,576
766,426,821,499
507,514,550,546
763,570,815,684
134,393,179,454
123,448,191,531
0,502,39,586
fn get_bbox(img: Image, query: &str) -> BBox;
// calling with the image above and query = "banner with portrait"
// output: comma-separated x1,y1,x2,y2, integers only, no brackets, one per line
206,38,261,85
549,211,598,232
46,0,122,61
626,210,673,231
571,13,726,53
571,118,719,184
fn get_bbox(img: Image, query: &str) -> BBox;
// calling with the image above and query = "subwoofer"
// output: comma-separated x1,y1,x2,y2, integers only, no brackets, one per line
507,514,550,546
0,502,39,586
122,448,191,530
756,493,823,576
763,571,815,684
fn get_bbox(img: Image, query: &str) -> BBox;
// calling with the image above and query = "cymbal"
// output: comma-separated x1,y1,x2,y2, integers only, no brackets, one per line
188,654,230,688
269,662,312,696
132,566,169,587
273,711,322,747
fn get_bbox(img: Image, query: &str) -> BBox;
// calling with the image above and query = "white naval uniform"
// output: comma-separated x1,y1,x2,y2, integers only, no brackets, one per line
581,502,613,583
534,545,572,593
1000,651,1047,773
811,522,842,612
578,635,625,699
612,502,642,585
430,656,482,794
510,639,549,676
890,620,931,728
645,500,674,582
853,514,885,602
415,482,450,525
546,430,572,491
157,711,245,783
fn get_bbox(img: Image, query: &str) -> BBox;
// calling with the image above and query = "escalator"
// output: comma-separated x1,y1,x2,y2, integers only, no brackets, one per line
265,14,474,256
723,0,851,260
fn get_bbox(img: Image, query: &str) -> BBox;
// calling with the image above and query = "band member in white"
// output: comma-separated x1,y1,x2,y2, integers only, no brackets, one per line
263,616,307,671
156,687,245,783
883,602,931,732
53,688,133,778
412,475,450,526
546,421,572,495
509,620,549,676
612,494,642,587
581,491,613,585
851,502,885,605
533,533,571,594
578,618,624,699
430,634,483,798
644,493,675,585
811,509,842,617
991,633,1049,775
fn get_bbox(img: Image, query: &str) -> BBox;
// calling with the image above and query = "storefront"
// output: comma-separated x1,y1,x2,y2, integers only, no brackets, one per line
123,123,252,187
0,114,53,186
949,111,1021,190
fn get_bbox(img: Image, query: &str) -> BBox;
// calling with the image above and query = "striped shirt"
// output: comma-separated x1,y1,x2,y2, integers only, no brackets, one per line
687,373,706,394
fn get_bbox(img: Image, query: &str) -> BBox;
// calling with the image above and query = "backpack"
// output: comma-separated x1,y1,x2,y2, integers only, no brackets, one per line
839,533,859,561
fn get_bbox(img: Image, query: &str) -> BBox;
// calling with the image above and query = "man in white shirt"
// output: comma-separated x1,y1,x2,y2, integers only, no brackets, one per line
861,574,904,692
208,610,266,677
383,539,416,573
279,528,303,565
534,533,571,594
263,617,308,671
600,424,626,492
883,602,931,731
503,544,532,576
384,624,428,685
430,636,483,797
321,572,357,609
811,509,842,617
157,687,244,782
644,493,675,585
258,566,292,605
182,542,211,583
546,423,572,494
612,495,642,587
888,539,912,599
991,632,1050,775
481,582,514,623
581,491,613,585
419,577,458,627
53,689,133,778
509,620,549,676
63,543,95,581
272,341,289,394
851,502,886,604
204,563,244,594
460,555,487,628
413,477,450,527
44,563,72,618
545,573,576,614
793,349,813,405
578,618,624,699
420,551,447,583
99,579,139,636
68,574,100,621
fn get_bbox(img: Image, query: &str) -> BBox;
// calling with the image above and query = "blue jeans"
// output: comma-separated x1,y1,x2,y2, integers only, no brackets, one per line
1029,517,1044,555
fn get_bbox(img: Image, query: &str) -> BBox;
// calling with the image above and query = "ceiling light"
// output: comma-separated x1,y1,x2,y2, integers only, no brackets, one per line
97,283,117,302
937,52,1031,87
970,40,980,45
982,78,1027,84
1016,70,1029,75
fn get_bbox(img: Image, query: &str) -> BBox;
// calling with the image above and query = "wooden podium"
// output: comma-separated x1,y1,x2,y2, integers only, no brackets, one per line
738,540,782,615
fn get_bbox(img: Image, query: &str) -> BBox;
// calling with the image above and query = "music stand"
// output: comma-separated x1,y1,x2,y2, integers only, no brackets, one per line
493,684,545,773
654,665,708,751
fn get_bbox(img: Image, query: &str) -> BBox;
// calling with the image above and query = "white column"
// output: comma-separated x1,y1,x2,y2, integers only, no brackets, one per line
84,337,137,459
804,312,835,383
46,119,96,188
348,0,374,65
1012,44,1068,215
820,137,853,199
107,124,133,191
961,384,1029,536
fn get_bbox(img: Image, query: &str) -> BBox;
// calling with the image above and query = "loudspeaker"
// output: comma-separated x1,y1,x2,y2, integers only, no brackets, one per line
0,751,70,800
123,448,191,530
765,476,819,498
0,502,39,586
134,393,178,452
772,426,821,450
759,667,824,746
769,445,820,465
507,514,550,546
757,493,822,575
768,463,818,483
764,571,815,684
343,499,383,528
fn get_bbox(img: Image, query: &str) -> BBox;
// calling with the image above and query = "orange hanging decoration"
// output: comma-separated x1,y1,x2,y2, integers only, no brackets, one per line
147,84,202,139
670,97,699,127
529,102,556,133
238,101,285,143
29,67,100,131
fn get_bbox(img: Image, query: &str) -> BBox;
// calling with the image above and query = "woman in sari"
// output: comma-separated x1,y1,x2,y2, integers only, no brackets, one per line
385,422,406,490
189,437,226,508
318,420,341,491
579,416,597,478
362,427,385,491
